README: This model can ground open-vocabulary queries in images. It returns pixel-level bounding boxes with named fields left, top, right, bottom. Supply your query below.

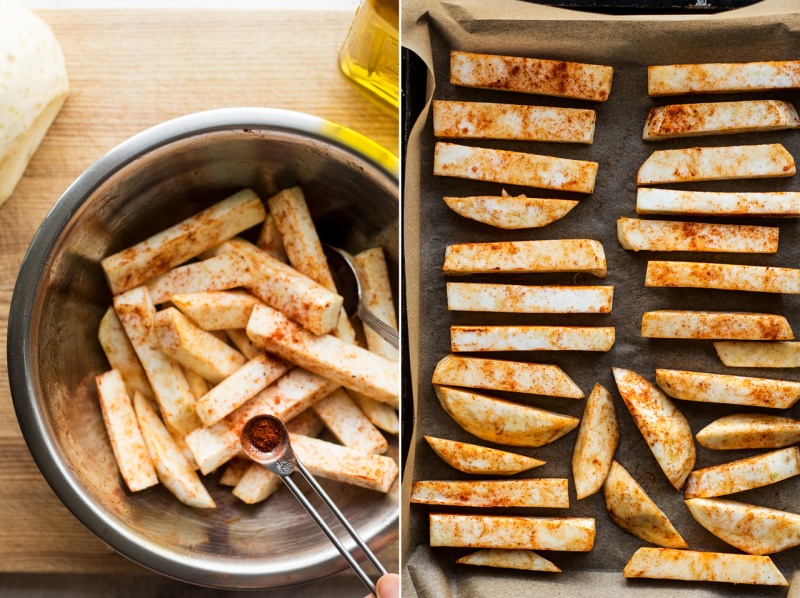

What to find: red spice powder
left=249, top=417, right=284, bottom=453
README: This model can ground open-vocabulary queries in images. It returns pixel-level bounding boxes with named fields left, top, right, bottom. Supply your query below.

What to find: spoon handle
left=358, top=304, right=399, bottom=349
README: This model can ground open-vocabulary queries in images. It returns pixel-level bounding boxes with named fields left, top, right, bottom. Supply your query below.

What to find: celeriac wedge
left=637, top=144, right=795, bottom=185
left=447, top=283, right=613, bottom=314
left=623, top=547, right=787, bottom=586
left=686, top=447, right=800, bottom=498
left=433, top=100, right=596, bottom=143
left=434, top=385, right=579, bottom=448
left=618, top=218, right=777, bottom=253
left=353, top=247, right=399, bottom=361
left=451, top=325, right=615, bottom=352
left=572, top=384, right=619, bottom=500
left=715, top=340, right=800, bottom=367
left=424, top=436, right=544, bottom=475
left=641, top=310, right=793, bottom=340
left=656, top=369, right=800, bottom=409
left=411, top=479, right=568, bottom=508
left=434, top=142, right=598, bottom=193
left=219, top=458, right=249, bottom=486
left=456, top=549, right=560, bottom=572
left=644, top=100, right=800, bottom=140
left=687, top=497, right=800, bottom=555
left=101, top=189, right=266, bottom=295
left=170, top=291, right=262, bottom=331
left=183, top=368, right=209, bottom=401
left=433, top=354, right=583, bottom=398
left=226, top=329, right=261, bottom=360
left=637, top=187, right=800, bottom=217
left=612, top=368, right=695, bottom=490
left=256, top=212, right=287, bottom=262
left=443, top=193, right=577, bottom=229
left=430, top=514, right=596, bottom=551
left=98, top=307, right=154, bottom=401
left=347, top=390, right=398, bottom=435
left=604, top=460, right=687, bottom=548
left=646, top=261, right=800, bottom=294
left=144, top=254, right=251, bottom=304
left=450, top=50, right=613, bottom=102
left=648, top=60, right=800, bottom=96
left=443, top=239, right=606, bottom=277
left=312, top=388, right=387, bottom=454
left=697, top=414, right=800, bottom=450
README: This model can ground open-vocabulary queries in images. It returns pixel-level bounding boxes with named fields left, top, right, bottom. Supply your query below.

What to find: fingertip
left=376, top=572, right=400, bottom=598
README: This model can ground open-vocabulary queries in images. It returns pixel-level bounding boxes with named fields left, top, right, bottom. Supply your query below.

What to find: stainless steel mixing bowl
left=7, top=108, right=399, bottom=589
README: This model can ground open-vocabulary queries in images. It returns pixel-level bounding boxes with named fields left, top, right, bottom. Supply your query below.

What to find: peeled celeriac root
left=430, top=514, right=596, bottom=551
left=219, top=458, right=249, bottom=486
left=256, top=212, right=288, bottom=262
left=411, top=479, right=568, bottom=508
left=434, top=142, right=598, bottom=193
left=133, top=392, right=215, bottom=508
left=433, top=354, right=583, bottom=398
left=95, top=370, right=158, bottom=492
left=623, top=547, right=787, bottom=586
left=113, top=287, right=200, bottom=435
left=457, top=549, right=559, bottom=572
left=715, top=341, right=800, bottom=367
left=618, top=218, right=778, bottom=253
left=434, top=385, right=578, bottom=448
left=443, top=193, right=577, bottom=229
left=450, top=50, right=613, bottom=102
left=612, top=368, right=695, bottom=490
left=572, top=384, right=619, bottom=500
left=637, top=187, right=800, bottom=217
left=637, top=144, right=795, bottom=185
left=646, top=261, right=800, bottom=294
left=451, top=325, right=615, bottom=352
left=643, top=100, right=800, bottom=140
left=641, top=310, right=793, bottom=340
left=144, top=254, right=251, bottom=304
left=170, top=291, right=262, bottom=331
left=348, top=391, right=398, bottom=435
left=433, top=100, right=596, bottom=143
left=655, top=369, right=800, bottom=409
left=685, top=447, right=800, bottom=499
left=312, top=388, right=387, bottom=454
left=226, top=329, right=261, bottom=360
left=604, top=460, right=687, bottom=548
left=102, top=189, right=266, bottom=295
left=443, top=239, right=606, bottom=277
left=98, top=307, right=154, bottom=400
left=447, top=283, right=613, bottom=314
left=697, top=414, right=800, bottom=450
left=648, top=60, right=800, bottom=96
left=424, top=436, right=544, bottom=475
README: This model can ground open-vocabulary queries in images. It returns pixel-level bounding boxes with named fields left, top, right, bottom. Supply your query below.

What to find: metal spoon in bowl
left=322, top=244, right=399, bottom=349
left=240, top=415, right=387, bottom=594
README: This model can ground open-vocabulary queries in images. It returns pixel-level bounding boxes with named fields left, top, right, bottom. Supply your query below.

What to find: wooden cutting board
left=0, top=9, right=397, bottom=574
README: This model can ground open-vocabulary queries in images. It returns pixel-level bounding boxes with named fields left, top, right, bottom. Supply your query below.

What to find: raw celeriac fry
left=166, top=422, right=199, bottom=471
left=715, top=341, right=800, bottom=367
left=183, top=368, right=209, bottom=401
left=133, top=392, right=215, bottom=508
left=572, top=384, right=619, bottom=500
left=697, top=413, right=800, bottom=450
left=170, top=291, right=262, bottom=331
left=411, top=479, right=568, bottom=508
left=347, top=390, right=399, bottom=435
left=98, top=307, right=154, bottom=400
left=655, top=369, right=800, bottom=409
left=604, top=460, right=688, bottom=548
left=95, top=370, right=158, bottom=492
left=623, top=547, right=787, bottom=586
left=450, top=50, right=613, bottom=102
left=194, top=352, right=289, bottom=427
left=353, top=247, right=399, bottom=361
left=154, top=308, right=247, bottom=384
left=219, top=458, right=249, bottom=486
left=643, top=100, right=800, bottom=140
left=289, top=433, right=398, bottom=493
left=256, top=212, right=288, bottom=262
left=612, top=368, right=695, bottom=490
left=618, top=218, right=778, bottom=253
left=247, top=304, right=399, bottom=407
left=443, top=239, right=606, bottom=277
left=637, top=144, right=795, bottom=185
left=637, top=187, right=800, bottom=217
left=113, top=287, right=200, bottom=435
left=144, top=254, right=251, bottom=305
left=102, top=189, right=266, bottom=295
left=447, top=283, right=613, bottom=314
left=443, top=193, right=578, bottom=229
left=226, top=329, right=261, bottom=360
left=434, top=142, right=598, bottom=194
left=424, top=436, right=544, bottom=475
left=641, top=310, right=793, bottom=340
left=312, top=388, right=387, bottom=454
left=186, top=368, right=338, bottom=474
left=430, top=514, right=596, bottom=551
left=451, top=325, right=615, bottom=352
left=434, top=385, right=579, bottom=448
left=432, top=354, right=584, bottom=398
left=433, top=100, right=596, bottom=143
left=648, top=60, right=800, bottom=96
left=456, top=549, right=560, bottom=572
left=685, top=447, right=800, bottom=498
left=646, top=261, right=800, bottom=294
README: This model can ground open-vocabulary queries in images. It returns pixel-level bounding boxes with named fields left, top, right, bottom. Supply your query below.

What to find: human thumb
left=375, top=573, right=400, bottom=598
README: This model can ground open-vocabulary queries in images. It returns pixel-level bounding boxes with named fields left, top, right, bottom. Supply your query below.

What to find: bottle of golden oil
left=339, top=0, right=399, bottom=115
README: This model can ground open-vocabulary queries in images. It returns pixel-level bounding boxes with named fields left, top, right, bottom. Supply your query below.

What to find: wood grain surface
left=0, top=9, right=397, bottom=575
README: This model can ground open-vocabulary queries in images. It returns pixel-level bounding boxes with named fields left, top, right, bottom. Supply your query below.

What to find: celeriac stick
left=451, top=325, right=615, bottom=352
left=98, top=307, right=153, bottom=400
left=145, top=254, right=251, bottom=304
left=447, top=283, right=612, bottom=313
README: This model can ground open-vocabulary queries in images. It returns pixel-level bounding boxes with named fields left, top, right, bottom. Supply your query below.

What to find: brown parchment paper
left=402, top=1, right=800, bottom=596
